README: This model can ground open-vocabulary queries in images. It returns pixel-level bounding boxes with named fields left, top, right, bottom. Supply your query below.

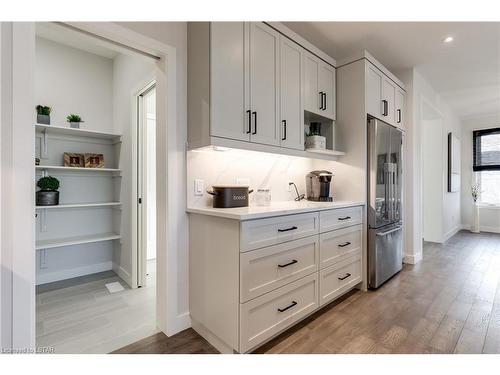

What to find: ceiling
left=285, top=22, right=500, bottom=120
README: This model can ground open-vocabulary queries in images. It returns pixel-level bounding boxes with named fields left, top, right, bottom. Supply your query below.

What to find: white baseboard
left=442, top=225, right=461, bottom=242
left=460, top=223, right=500, bottom=234
left=113, top=263, right=132, bottom=287
left=461, top=224, right=471, bottom=231
left=36, top=261, right=113, bottom=285
left=165, top=311, right=191, bottom=337
left=403, top=252, right=422, bottom=265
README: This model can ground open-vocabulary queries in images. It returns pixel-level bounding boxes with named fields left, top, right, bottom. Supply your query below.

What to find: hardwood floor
left=114, top=231, right=500, bottom=354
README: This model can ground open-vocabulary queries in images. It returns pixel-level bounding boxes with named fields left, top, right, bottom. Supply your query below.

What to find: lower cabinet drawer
left=320, top=206, right=363, bottom=232
left=239, top=273, right=319, bottom=353
left=319, top=254, right=362, bottom=307
left=240, top=236, right=319, bottom=303
left=320, top=224, right=362, bottom=269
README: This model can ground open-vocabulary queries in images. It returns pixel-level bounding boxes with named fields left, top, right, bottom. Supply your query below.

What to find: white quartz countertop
left=186, top=200, right=365, bottom=220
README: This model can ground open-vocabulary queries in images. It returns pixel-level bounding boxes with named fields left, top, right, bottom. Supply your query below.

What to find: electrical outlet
left=194, top=179, right=204, bottom=196
left=236, top=178, right=250, bottom=186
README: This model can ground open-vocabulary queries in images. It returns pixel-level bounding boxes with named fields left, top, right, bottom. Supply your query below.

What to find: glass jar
left=255, top=188, right=271, bottom=206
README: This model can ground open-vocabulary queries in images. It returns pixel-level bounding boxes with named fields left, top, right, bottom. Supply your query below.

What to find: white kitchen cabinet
left=210, top=22, right=249, bottom=142
left=365, top=60, right=405, bottom=128
left=249, top=23, right=280, bottom=146
left=279, top=36, right=304, bottom=150
left=395, top=87, right=405, bottom=130
left=382, top=76, right=396, bottom=124
left=304, top=52, right=336, bottom=120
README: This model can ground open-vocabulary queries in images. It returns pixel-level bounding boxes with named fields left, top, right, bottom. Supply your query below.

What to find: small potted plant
left=471, top=183, right=480, bottom=233
left=36, top=176, right=60, bottom=206
left=66, top=114, right=84, bottom=129
left=36, top=105, right=51, bottom=125
left=305, top=122, right=326, bottom=150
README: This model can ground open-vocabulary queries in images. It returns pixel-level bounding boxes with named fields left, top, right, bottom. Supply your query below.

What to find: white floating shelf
left=36, top=165, right=121, bottom=173
left=35, top=123, right=121, bottom=140
left=305, top=148, right=346, bottom=157
left=36, top=202, right=121, bottom=210
left=36, top=232, right=121, bottom=250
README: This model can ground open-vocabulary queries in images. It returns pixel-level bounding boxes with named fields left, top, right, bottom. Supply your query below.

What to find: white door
left=366, top=62, right=383, bottom=119
left=318, top=63, right=335, bottom=120
left=304, top=52, right=320, bottom=115
left=382, top=77, right=396, bottom=124
left=395, top=88, right=405, bottom=130
left=249, top=22, right=280, bottom=146
left=279, top=37, right=304, bottom=150
left=210, top=22, right=249, bottom=141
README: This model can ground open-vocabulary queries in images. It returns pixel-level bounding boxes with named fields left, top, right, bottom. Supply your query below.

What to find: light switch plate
left=194, top=179, right=204, bottom=196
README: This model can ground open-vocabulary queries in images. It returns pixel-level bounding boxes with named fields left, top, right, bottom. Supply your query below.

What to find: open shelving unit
left=35, top=123, right=123, bottom=285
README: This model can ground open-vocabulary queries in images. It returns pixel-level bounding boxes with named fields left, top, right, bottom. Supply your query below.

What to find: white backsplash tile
left=187, top=148, right=339, bottom=208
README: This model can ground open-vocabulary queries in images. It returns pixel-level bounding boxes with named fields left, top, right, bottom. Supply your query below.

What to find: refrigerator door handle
left=376, top=226, right=402, bottom=237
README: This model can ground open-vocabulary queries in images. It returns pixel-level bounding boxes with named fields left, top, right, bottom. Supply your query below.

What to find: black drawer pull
left=277, top=301, right=297, bottom=313
left=338, top=242, right=351, bottom=248
left=338, top=273, right=351, bottom=281
left=338, top=216, right=351, bottom=221
left=278, top=226, right=298, bottom=232
left=278, top=259, right=298, bottom=268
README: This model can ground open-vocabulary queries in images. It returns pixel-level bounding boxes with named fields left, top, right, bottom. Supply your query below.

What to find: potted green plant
left=305, top=122, right=326, bottom=150
left=36, top=105, right=51, bottom=125
left=66, top=114, right=84, bottom=129
left=36, top=176, right=60, bottom=206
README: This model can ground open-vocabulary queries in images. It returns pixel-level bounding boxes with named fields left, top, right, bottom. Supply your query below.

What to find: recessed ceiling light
left=443, top=36, right=454, bottom=43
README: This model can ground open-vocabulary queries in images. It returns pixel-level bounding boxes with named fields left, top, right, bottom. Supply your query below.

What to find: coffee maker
left=306, top=170, right=334, bottom=202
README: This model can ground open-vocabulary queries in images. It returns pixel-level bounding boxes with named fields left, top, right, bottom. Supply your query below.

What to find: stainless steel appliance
left=368, top=118, right=403, bottom=289
left=306, top=170, right=333, bottom=202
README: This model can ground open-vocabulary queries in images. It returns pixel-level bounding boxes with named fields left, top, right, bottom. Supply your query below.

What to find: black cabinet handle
left=277, top=301, right=297, bottom=313
left=338, top=216, right=351, bottom=221
left=338, top=241, right=351, bottom=248
left=278, top=259, right=298, bottom=268
left=246, top=110, right=251, bottom=134
left=338, top=273, right=351, bottom=281
left=278, top=226, right=298, bottom=232
left=382, top=100, right=388, bottom=116
left=319, top=91, right=324, bottom=110
left=282, top=120, right=287, bottom=141
left=252, top=111, right=257, bottom=135
left=397, top=109, right=402, bottom=123
left=323, top=93, right=327, bottom=110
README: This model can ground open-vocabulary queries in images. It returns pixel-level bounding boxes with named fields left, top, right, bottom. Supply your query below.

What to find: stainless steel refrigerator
left=367, top=117, right=403, bottom=289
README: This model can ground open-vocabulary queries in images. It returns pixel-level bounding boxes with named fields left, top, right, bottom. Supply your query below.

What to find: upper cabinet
left=187, top=22, right=340, bottom=159
left=304, top=52, right=336, bottom=120
left=365, top=61, right=405, bottom=130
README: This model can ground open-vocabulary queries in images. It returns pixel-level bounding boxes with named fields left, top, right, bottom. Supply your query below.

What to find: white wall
left=112, top=52, right=156, bottom=285
left=461, top=113, right=500, bottom=233
left=397, top=68, right=462, bottom=262
left=35, top=37, right=113, bottom=131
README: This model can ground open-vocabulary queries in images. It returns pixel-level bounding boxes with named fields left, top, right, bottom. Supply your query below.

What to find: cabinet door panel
left=249, top=23, right=280, bottom=146
left=319, top=63, right=336, bottom=120
left=366, top=63, right=383, bottom=119
left=382, top=77, right=396, bottom=124
left=395, top=88, right=405, bottom=130
left=210, top=22, right=249, bottom=141
left=304, top=53, right=320, bottom=114
left=280, top=37, right=304, bottom=150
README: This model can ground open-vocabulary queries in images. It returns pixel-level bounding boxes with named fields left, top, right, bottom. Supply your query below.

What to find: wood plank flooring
left=114, top=231, right=500, bottom=354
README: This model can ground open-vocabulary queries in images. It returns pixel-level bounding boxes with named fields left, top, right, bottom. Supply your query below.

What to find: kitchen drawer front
left=319, top=206, right=363, bottom=233
left=320, top=224, right=362, bottom=269
left=240, top=212, right=319, bottom=252
left=240, top=236, right=319, bottom=302
left=319, top=254, right=362, bottom=306
left=240, top=273, right=318, bottom=353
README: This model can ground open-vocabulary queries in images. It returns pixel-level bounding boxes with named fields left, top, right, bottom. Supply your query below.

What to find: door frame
left=5, top=21, right=186, bottom=350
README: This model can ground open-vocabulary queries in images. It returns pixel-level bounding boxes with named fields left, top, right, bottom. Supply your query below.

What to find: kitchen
left=185, top=22, right=404, bottom=353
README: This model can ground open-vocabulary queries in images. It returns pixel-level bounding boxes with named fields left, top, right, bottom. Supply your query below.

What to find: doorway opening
left=137, top=83, right=157, bottom=288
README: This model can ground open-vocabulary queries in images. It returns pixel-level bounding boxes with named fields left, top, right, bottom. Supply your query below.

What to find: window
left=473, top=127, right=500, bottom=205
